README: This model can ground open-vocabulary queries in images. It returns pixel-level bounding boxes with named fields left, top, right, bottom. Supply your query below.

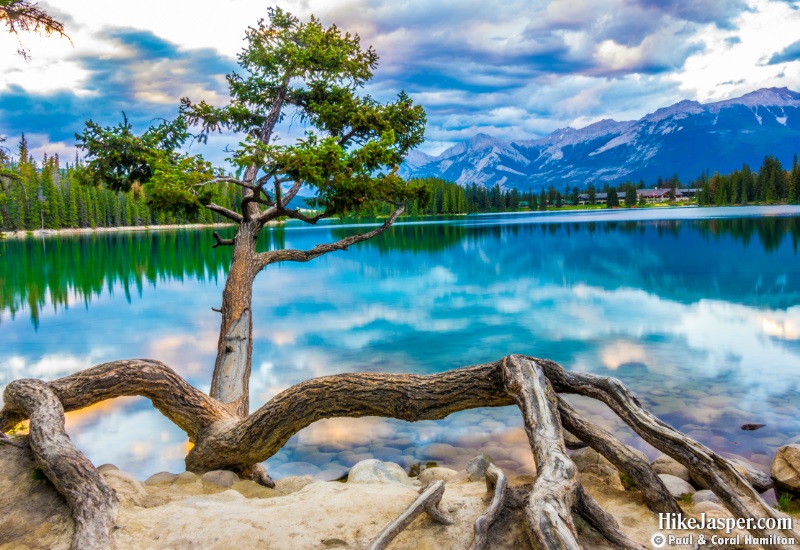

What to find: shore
left=0, top=222, right=239, bottom=240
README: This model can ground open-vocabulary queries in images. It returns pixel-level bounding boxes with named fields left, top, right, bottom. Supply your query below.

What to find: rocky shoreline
left=2, top=440, right=798, bottom=549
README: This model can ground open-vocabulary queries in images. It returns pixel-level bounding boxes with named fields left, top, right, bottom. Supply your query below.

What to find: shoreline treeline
left=0, top=136, right=242, bottom=231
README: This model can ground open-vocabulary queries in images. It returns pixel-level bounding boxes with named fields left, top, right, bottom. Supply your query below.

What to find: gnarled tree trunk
left=4, top=354, right=797, bottom=549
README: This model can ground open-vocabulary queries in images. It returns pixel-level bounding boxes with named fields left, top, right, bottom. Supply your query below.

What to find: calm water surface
left=2, top=206, right=800, bottom=482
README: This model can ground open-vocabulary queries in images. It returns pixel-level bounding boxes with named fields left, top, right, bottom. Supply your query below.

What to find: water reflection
left=1, top=207, right=799, bottom=480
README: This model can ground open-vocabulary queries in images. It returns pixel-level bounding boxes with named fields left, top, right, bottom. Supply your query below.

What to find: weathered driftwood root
left=469, top=463, right=508, bottom=550
left=0, top=359, right=233, bottom=437
left=557, top=396, right=680, bottom=515
left=501, top=355, right=643, bottom=550
left=2, top=353, right=795, bottom=549
left=368, top=480, right=453, bottom=550
left=3, top=379, right=119, bottom=550
left=536, top=356, right=800, bottom=547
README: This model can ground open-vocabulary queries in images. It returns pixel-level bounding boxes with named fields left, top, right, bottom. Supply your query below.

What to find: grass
left=774, top=493, right=800, bottom=515
left=619, top=472, right=640, bottom=491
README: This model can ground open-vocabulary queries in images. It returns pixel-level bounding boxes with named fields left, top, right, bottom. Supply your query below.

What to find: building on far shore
left=577, top=188, right=699, bottom=205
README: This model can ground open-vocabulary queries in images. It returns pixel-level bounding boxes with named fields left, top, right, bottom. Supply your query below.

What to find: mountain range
left=400, top=87, right=800, bottom=190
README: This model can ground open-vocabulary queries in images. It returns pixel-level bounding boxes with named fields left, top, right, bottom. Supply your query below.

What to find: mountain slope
left=402, top=88, right=800, bottom=189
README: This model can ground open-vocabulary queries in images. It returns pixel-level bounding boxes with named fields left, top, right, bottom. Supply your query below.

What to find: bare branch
left=368, top=481, right=452, bottom=550
left=255, top=205, right=404, bottom=269
left=469, top=464, right=508, bottom=550
left=280, top=180, right=303, bottom=207
left=556, top=396, right=680, bottom=515
left=211, top=231, right=234, bottom=249
left=205, top=203, right=244, bottom=223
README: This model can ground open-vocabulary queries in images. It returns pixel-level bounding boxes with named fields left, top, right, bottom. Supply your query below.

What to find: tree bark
left=557, top=396, right=680, bottom=515
left=3, top=379, right=118, bottom=550
left=209, top=220, right=262, bottom=417
left=537, top=357, right=800, bottom=546
left=4, top=354, right=798, bottom=549
left=368, top=480, right=452, bottom=550
left=469, top=463, right=507, bottom=550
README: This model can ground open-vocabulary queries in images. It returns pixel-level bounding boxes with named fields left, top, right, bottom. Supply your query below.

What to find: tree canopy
left=76, top=7, right=428, bottom=224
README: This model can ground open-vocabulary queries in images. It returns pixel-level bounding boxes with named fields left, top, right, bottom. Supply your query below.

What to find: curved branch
left=205, top=203, right=244, bottom=223
left=556, top=396, right=680, bottom=515
left=186, top=360, right=511, bottom=470
left=0, top=359, right=232, bottom=438
left=255, top=205, right=404, bottom=269
left=3, top=379, right=117, bottom=550
left=212, top=231, right=234, bottom=248
left=280, top=180, right=303, bottom=207
left=469, top=463, right=508, bottom=550
left=368, top=481, right=452, bottom=550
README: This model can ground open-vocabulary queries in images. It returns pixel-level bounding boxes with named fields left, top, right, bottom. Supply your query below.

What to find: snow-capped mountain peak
left=401, top=88, right=800, bottom=189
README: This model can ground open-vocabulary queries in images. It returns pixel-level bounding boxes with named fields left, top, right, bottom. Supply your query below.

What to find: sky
left=2, top=0, right=800, bottom=166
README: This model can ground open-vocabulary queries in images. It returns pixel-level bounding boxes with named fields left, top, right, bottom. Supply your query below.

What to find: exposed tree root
left=557, top=396, right=680, bottom=515
left=3, top=379, right=118, bottom=550
left=368, top=480, right=452, bottom=550
left=2, top=354, right=798, bottom=549
left=469, top=463, right=507, bottom=550
left=537, top=357, right=800, bottom=547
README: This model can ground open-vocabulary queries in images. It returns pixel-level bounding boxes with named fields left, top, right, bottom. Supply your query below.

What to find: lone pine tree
left=2, top=9, right=798, bottom=550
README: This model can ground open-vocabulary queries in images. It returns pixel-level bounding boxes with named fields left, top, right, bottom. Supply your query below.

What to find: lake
left=2, top=205, right=800, bottom=482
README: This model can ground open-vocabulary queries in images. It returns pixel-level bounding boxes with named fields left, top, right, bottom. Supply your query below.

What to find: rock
left=201, top=470, right=239, bottom=488
left=275, top=475, right=314, bottom=494
left=694, top=501, right=727, bottom=515
left=231, top=480, right=282, bottom=499
left=417, top=467, right=459, bottom=484
left=0, top=443, right=72, bottom=549
left=144, top=472, right=178, bottom=486
left=564, top=431, right=588, bottom=450
left=174, top=471, right=198, bottom=485
left=347, top=460, right=413, bottom=485
left=466, top=454, right=494, bottom=482
left=581, top=464, right=624, bottom=491
left=97, top=463, right=120, bottom=474
left=741, top=423, right=766, bottom=431
left=658, top=474, right=695, bottom=497
left=570, top=447, right=613, bottom=472
left=651, top=455, right=691, bottom=482
left=771, top=445, right=800, bottom=496
left=102, top=470, right=148, bottom=506
left=691, top=490, right=721, bottom=505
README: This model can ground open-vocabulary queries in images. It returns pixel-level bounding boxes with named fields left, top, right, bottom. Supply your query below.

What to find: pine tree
left=788, top=154, right=800, bottom=204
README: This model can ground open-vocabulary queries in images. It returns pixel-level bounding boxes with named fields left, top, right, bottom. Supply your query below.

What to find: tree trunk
left=4, top=354, right=799, bottom=549
left=209, top=220, right=262, bottom=417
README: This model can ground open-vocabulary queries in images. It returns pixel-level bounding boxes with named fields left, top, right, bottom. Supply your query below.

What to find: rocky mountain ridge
left=401, top=87, right=800, bottom=190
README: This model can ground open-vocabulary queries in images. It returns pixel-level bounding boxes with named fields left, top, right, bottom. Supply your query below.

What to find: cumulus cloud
left=1, top=0, right=798, bottom=160
left=0, top=27, right=237, bottom=164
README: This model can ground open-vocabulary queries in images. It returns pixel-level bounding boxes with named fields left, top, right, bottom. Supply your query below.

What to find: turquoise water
left=2, top=205, right=800, bottom=481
